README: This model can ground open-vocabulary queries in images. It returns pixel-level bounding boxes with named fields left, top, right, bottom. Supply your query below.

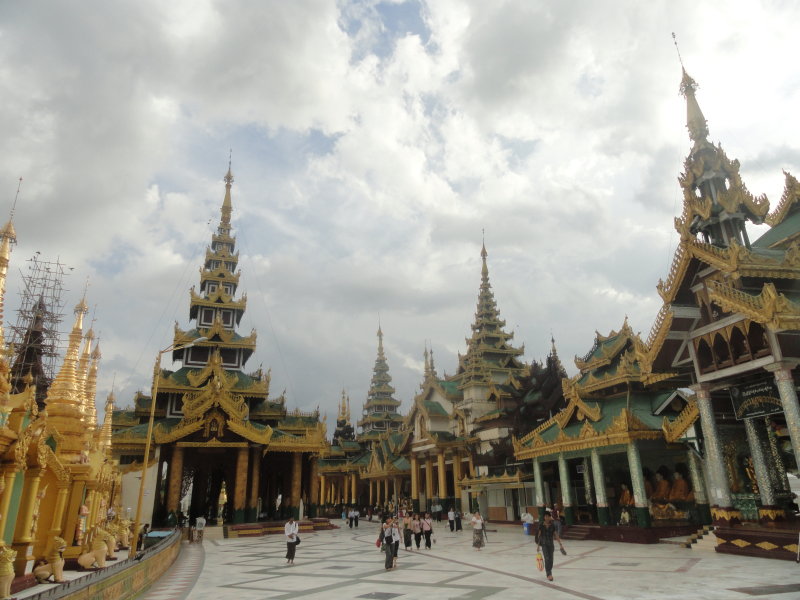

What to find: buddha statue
left=668, top=472, right=689, bottom=502
left=618, top=484, right=634, bottom=507
left=652, top=472, right=671, bottom=502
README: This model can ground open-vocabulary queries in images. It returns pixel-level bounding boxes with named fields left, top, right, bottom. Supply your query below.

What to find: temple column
left=343, top=474, right=350, bottom=505
left=590, top=449, right=609, bottom=525
left=246, top=447, right=261, bottom=522
left=437, top=450, right=447, bottom=499
left=166, top=446, right=184, bottom=513
left=319, top=474, right=327, bottom=507
left=424, top=456, right=433, bottom=510
left=744, top=418, right=779, bottom=520
left=557, top=454, right=574, bottom=525
left=532, top=458, right=545, bottom=518
left=351, top=473, right=358, bottom=506
left=768, top=363, right=800, bottom=478
left=687, top=450, right=711, bottom=525
left=13, top=467, right=42, bottom=543
left=233, top=446, right=249, bottom=523
left=0, top=467, right=18, bottom=542
left=290, top=453, right=302, bottom=519
left=626, top=442, right=651, bottom=528
left=383, top=478, right=389, bottom=505
left=410, top=455, right=419, bottom=512
left=692, top=384, right=738, bottom=524
left=468, top=454, right=475, bottom=477
left=308, top=457, right=319, bottom=517
left=12, top=467, right=42, bottom=575
left=452, top=452, right=462, bottom=511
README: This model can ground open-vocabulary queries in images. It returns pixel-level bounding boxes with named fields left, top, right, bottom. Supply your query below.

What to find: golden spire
left=339, top=388, right=346, bottom=420
left=45, top=299, right=89, bottom=460
left=679, top=68, right=709, bottom=145
left=429, top=346, right=436, bottom=377
left=0, top=179, right=19, bottom=350
left=221, top=156, right=233, bottom=229
left=346, top=394, right=351, bottom=425
left=77, top=327, right=94, bottom=423
left=423, top=345, right=430, bottom=379
left=85, top=339, right=101, bottom=431
left=97, top=390, right=114, bottom=454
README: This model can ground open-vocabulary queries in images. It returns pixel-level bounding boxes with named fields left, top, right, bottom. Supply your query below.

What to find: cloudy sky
left=1, top=1, right=798, bottom=430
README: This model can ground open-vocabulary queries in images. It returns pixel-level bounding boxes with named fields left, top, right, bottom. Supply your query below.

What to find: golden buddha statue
left=652, top=473, right=670, bottom=502
left=668, top=472, right=689, bottom=502
left=618, top=484, right=634, bottom=507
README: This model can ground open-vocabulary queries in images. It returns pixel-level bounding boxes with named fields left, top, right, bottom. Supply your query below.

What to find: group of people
left=284, top=506, right=567, bottom=583
left=377, top=511, right=437, bottom=570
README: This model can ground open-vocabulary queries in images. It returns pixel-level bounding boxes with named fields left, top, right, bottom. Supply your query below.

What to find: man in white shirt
left=285, top=517, right=299, bottom=565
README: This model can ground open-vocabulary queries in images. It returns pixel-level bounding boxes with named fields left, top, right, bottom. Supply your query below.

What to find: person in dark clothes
left=536, top=511, right=565, bottom=581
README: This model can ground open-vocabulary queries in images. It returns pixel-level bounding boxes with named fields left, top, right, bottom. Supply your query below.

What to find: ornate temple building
left=111, top=167, right=326, bottom=525
left=0, top=215, right=121, bottom=580
left=514, top=68, right=800, bottom=559
left=317, top=244, right=566, bottom=521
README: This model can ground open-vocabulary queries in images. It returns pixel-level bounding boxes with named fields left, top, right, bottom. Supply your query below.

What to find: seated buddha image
left=668, top=472, right=690, bottom=502
left=618, top=483, right=634, bottom=507
left=652, top=472, right=671, bottom=502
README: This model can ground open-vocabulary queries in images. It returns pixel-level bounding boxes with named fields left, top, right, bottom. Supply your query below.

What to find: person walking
left=411, top=513, right=422, bottom=549
left=354, top=507, right=360, bottom=528
left=402, top=513, right=413, bottom=551
left=454, top=510, right=463, bottom=532
left=447, top=508, right=455, bottom=532
left=195, top=515, right=206, bottom=543
left=285, top=516, right=299, bottom=565
left=422, top=512, right=434, bottom=549
left=536, top=510, right=565, bottom=582
left=470, top=511, right=485, bottom=551
left=381, top=516, right=401, bottom=570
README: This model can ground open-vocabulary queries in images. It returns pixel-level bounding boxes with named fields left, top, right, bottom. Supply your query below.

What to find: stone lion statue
left=33, top=536, right=67, bottom=584
left=0, top=545, right=17, bottom=600
left=77, top=533, right=108, bottom=570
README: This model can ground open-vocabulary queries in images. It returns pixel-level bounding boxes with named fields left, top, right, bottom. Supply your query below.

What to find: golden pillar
left=368, top=480, right=373, bottom=504
left=166, top=446, right=184, bottom=512
left=290, top=453, right=302, bottom=518
left=383, top=478, right=389, bottom=504
left=437, top=451, right=446, bottom=498
left=234, top=446, right=249, bottom=523
left=350, top=473, right=357, bottom=505
left=453, top=452, right=462, bottom=489
left=410, top=454, right=419, bottom=501
left=247, top=447, right=261, bottom=521
left=318, top=473, right=326, bottom=506
left=424, top=456, right=433, bottom=500
left=344, top=474, right=350, bottom=504
left=13, top=468, right=42, bottom=543
left=0, top=467, right=18, bottom=539
left=45, top=484, right=70, bottom=556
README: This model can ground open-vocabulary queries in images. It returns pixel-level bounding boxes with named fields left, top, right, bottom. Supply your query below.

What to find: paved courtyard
left=140, top=524, right=800, bottom=600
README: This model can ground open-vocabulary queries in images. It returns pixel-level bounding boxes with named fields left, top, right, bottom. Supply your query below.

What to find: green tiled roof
left=753, top=211, right=800, bottom=248
left=164, top=367, right=258, bottom=390
left=423, top=400, right=448, bottom=417
left=438, top=381, right=460, bottom=396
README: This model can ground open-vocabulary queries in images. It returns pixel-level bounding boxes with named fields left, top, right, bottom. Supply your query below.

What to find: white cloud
left=0, top=0, right=798, bottom=428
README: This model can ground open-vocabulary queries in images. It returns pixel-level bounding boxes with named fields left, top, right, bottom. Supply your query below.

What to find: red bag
left=375, top=538, right=381, bottom=548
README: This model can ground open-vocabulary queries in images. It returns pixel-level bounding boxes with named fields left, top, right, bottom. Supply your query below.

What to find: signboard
left=730, top=379, right=784, bottom=420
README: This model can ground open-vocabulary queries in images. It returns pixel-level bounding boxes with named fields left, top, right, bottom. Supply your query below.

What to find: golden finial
left=672, top=32, right=685, bottom=69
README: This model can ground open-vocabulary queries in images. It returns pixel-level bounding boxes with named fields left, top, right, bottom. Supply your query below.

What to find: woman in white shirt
left=470, top=511, right=485, bottom=551
left=285, top=517, right=299, bottom=564
left=381, top=516, right=401, bottom=570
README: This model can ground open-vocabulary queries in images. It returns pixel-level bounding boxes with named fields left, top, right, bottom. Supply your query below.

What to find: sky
left=0, top=1, right=799, bottom=432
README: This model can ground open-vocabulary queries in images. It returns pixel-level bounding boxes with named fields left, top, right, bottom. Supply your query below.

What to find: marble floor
left=140, top=524, right=800, bottom=600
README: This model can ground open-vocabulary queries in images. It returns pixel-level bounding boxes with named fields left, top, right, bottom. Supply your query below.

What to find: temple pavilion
left=111, top=167, right=326, bottom=525
left=514, top=68, right=800, bottom=560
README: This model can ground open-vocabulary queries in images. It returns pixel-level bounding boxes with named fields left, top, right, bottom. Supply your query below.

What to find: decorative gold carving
left=662, top=398, right=699, bottom=443
left=765, top=171, right=800, bottom=227
left=707, top=280, right=800, bottom=331
left=730, top=538, right=751, bottom=548
left=755, top=541, right=779, bottom=550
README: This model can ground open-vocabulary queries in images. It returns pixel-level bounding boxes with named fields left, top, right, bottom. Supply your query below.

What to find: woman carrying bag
left=381, top=516, right=401, bottom=570
left=421, top=512, right=434, bottom=549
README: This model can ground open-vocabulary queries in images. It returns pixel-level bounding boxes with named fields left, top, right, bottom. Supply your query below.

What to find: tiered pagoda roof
left=357, top=326, right=403, bottom=442
left=453, top=244, right=526, bottom=389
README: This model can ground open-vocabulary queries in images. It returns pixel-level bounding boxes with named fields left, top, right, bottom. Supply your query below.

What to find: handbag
left=536, top=552, right=544, bottom=572
left=294, top=535, right=301, bottom=546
